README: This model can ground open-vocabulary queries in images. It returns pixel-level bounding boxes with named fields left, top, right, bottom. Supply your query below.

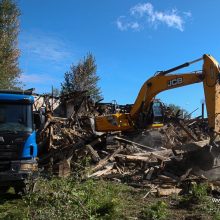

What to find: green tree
left=61, top=53, right=102, bottom=101
left=0, top=0, right=21, bottom=89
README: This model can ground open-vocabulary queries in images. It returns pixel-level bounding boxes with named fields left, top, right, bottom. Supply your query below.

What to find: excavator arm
left=202, top=55, right=220, bottom=133
left=130, top=72, right=203, bottom=118
left=95, top=54, right=220, bottom=133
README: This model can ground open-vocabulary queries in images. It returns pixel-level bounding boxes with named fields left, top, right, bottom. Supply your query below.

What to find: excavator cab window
left=152, top=101, right=164, bottom=124
left=142, top=101, right=164, bottom=127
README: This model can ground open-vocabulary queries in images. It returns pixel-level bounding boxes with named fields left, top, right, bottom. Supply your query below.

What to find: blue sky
left=18, top=0, right=220, bottom=116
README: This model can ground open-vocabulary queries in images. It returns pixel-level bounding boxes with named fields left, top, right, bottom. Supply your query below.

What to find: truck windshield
left=0, top=103, right=32, bottom=133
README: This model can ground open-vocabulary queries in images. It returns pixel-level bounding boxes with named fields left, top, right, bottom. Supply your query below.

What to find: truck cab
left=0, top=90, right=38, bottom=193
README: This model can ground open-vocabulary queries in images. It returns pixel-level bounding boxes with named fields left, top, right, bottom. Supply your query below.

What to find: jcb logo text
left=168, top=78, right=183, bottom=87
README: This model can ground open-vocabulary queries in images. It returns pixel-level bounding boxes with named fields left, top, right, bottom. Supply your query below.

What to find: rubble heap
left=33, top=92, right=220, bottom=196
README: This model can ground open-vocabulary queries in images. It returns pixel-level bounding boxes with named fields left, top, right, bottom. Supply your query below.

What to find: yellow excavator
left=95, top=54, right=220, bottom=179
left=95, top=54, right=220, bottom=136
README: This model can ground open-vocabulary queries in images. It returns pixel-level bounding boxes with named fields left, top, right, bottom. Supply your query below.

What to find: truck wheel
left=14, top=181, right=36, bottom=195
left=0, top=186, right=10, bottom=194
left=14, top=183, right=26, bottom=195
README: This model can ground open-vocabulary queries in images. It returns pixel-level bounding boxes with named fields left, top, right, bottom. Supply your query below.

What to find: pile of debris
left=33, top=92, right=220, bottom=196
left=81, top=130, right=220, bottom=197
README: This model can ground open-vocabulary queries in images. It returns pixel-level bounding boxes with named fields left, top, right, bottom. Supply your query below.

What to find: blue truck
left=0, top=90, right=38, bottom=194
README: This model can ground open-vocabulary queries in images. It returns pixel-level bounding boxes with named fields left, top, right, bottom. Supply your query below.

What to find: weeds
left=0, top=191, right=28, bottom=220
left=213, top=212, right=220, bottom=220
left=23, top=178, right=128, bottom=219
left=179, top=183, right=209, bottom=207
left=178, top=183, right=220, bottom=217
left=141, top=201, right=169, bottom=220
left=191, top=183, right=209, bottom=202
left=1, top=180, right=220, bottom=219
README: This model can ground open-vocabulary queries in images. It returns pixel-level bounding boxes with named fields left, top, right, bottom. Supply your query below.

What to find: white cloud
left=131, top=3, right=184, bottom=31
left=130, top=2, right=154, bottom=17
left=20, top=73, right=59, bottom=84
left=153, top=10, right=184, bottom=31
left=116, top=16, right=141, bottom=31
left=20, top=32, right=72, bottom=62
left=130, top=22, right=140, bottom=30
left=183, top=11, right=192, bottom=17
left=117, top=2, right=191, bottom=32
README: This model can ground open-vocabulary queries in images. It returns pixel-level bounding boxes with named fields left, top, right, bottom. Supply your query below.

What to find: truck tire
left=14, top=180, right=36, bottom=195
left=0, top=186, right=10, bottom=194
left=14, top=182, right=26, bottom=195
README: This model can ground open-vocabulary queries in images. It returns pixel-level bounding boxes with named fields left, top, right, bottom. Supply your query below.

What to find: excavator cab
left=95, top=100, right=164, bottom=132
left=151, top=100, right=164, bottom=124
left=137, top=100, right=164, bottom=129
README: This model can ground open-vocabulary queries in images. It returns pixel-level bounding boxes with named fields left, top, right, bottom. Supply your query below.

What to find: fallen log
left=90, top=146, right=124, bottom=173
left=85, top=137, right=105, bottom=162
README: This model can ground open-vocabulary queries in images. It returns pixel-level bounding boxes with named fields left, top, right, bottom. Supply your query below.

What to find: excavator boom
left=130, top=72, right=203, bottom=118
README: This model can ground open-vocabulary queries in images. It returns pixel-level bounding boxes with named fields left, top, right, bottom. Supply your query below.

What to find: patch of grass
left=213, top=212, right=220, bottom=220
left=179, top=183, right=209, bottom=207
left=0, top=192, right=28, bottom=220
left=23, top=178, right=133, bottom=219
left=0, top=178, right=148, bottom=219
left=177, top=183, right=220, bottom=218
left=141, top=201, right=169, bottom=220
left=191, top=183, right=209, bottom=202
left=1, top=179, right=219, bottom=220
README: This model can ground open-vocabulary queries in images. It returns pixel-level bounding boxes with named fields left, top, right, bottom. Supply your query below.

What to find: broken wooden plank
left=157, top=175, right=177, bottom=183
left=143, top=185, right=158, bottom=198
left=150, top=152, right=169, bottom=161
left=88, top=163, right=115, bottom=178
left=58, top=158, right=72, bottom=177
left=90, top=146, right=124, bottom=172
left=85, top=137, right=105, bottom=162
left=86, top=144, right=100, bottom=162
left=145, top=167, right=155, bottom=180
left=177, top=120, right=198, bottom=142
left=114, top=136, right=156, bottom=151
left=114, top=154, right=150, bottom=163
left=132, top=149, right=172, bottom=157
left=157, top=187, right=182, bottom=196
